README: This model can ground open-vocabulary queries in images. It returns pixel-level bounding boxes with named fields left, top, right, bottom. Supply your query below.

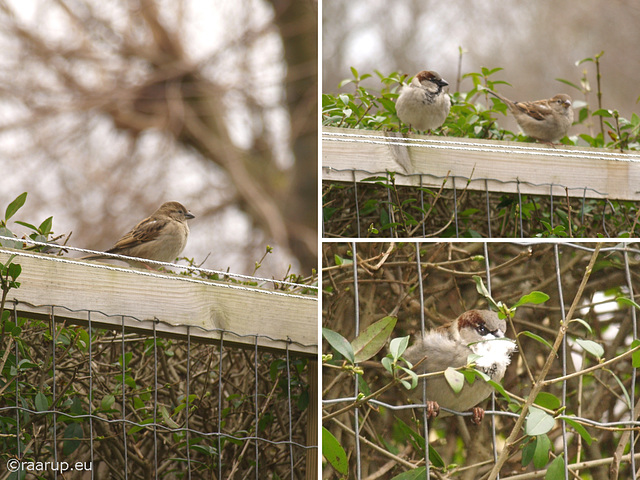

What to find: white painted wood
left=322, top=127, right=640, bottom=200
left=0, top=248, right=317, bottom=355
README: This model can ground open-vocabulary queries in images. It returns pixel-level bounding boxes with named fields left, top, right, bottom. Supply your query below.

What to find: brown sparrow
left=487, top=90, right=574, bottom=143
left=396, top=70, right=451, bottom=132
left=82, top=201, right=194, bottom=269
left=403, top=310, right=516, bottom=424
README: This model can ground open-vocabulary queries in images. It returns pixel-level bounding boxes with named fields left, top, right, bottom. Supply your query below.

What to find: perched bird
left=82, top=201, right=194, bottom=269
left=403, top=310, right=516, bottom=424
left=487, top=90, right=574, bottom=143
left=396, top=70, right=451, bottom=132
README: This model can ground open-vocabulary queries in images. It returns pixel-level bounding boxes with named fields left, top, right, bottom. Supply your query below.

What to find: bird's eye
left=476, top=324, right=489, bottom=335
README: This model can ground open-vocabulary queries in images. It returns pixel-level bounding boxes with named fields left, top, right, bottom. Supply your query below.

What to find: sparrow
left=403, top=309, right=516, bottom=424
left=487, top=90, right=574, bottom=143
left=82, top=201, right=194, bottom=269
left=395, top=70, right=451, bottom=132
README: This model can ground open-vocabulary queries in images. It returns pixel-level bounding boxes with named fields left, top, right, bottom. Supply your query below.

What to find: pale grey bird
left=396, top=70, right=451, bottom=132
left=404, top=309, right=516, bottom=424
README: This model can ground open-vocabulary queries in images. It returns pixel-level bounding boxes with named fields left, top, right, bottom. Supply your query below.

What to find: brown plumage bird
left=82, top=201, right=194, bottom=269
left=487, top=90, right=573, bottom=143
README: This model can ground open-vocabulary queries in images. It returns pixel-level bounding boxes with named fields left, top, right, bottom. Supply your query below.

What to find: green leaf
left=35, top=392, right=49, bottom=412
left=322, top=427, right=348, bottom=475
left=513, top=291, right=550, bottom=308
left=39, top=216, right=53, bottom=235
left=0, top=226, right=21, bottom=249
left=160, top=405, right=180, bottom=429
left=101, top=394, right=116, bottom=410
left=472, top=275, right=490, bottom=297
left=14, top=221, right=38, bottom=231
left=393, top=416, right=425, bottom=451
left=533, top=434, right=551, bottom=469
left=322, top=328, right=355, bottom=364
left=525, top=407, right=555, bottom=436
left=426, top=445, right=445, bottom=469
left=616, top=296, right=640, bottom=310
left=397, top=366, right=418, bottom=390
left=555, top=78, right=581, bottom=90
left=62, top=423, right=83, bottom=455
left=569, top=318, right=593, bottom=335
left=522, top=440, right=535, bottom=467
left=5, top=192, right=27, bottom=221
left=488, top=380, right=511, bottom=402
left=563, top=417, right=593, bottom=446
left=390, top=467, right=429, bottom=480
left=545, top=455, right=565, bottom=480
left=575, top=338, right=604, bottom=359
left=631, top=340, right=640, bottom=368
left=605, top=369, right=631, bottom=409
left=534, top=392, right=561, bottom=411
left=472, top=275, right=499, bottom=309
left=444, top=367, right=465, bottom=393
left=520, top=331, right=554, bottom=351
left=333, top=254, right=352, bottom=266
left=463, top=365, right=480, bottom=383
left=389, top=335, right=409, bottom=360
left=7, top=262, right=21, bottom=280
left=592, top=108, right=613, bottom=117
left=389, top=420, right=445, bottom=471
left=352, top=316, right=397, bottom=363
left=381, top=356, right=393, bottom=374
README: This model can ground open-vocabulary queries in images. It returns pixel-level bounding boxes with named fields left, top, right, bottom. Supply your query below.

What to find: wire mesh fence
left=322, top=171, right=627, bottom=238
left=322, top=129, right=640, bottom=238
left=0, top=247, right=318, bottom=479
left=322, top=241, right=640, bottom=479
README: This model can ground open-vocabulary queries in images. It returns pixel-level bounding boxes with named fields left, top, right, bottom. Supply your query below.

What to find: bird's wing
left=515, top=101, right=551, bottom=121
left=108, top=216, right=167, bottom=252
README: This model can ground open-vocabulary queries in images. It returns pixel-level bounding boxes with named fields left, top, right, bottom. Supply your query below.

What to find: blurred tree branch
left=0, top=0, right=317, bottom=273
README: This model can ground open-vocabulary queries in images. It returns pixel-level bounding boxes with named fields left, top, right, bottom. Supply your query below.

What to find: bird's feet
left=470, top=407, right=485, bottom=425
left=426, top=401, right=440, bottom=419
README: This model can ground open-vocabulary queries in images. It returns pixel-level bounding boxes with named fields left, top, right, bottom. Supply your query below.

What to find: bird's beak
left=438, top=78, right=449, bottom=87
left=185, top=211, right=195, bottom=219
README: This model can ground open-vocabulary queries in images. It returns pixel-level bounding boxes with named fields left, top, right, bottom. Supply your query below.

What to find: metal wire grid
left=1, top=302, right=315, bottom=479
left=322, top=241, right=640, bottom=479
left=322, top=169, right=616, bottom=238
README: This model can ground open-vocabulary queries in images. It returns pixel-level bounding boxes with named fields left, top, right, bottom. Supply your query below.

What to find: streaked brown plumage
left=82, top=201, right=194, bottom=269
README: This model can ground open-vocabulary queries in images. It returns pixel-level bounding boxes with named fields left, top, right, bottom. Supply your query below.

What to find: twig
left=487, top=243, right=602, bottom=480
left=498, top=452, right=640, bottom=480
left=610, top=394, right=640, bottom=479
left=540, top=344, right=640, bottom=387
left=329, top=417, right=417, bottom=470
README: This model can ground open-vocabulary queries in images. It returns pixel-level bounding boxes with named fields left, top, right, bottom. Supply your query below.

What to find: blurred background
left=323, top=0, right=640, bottom=137
left=0, top=0, right=317, bottom=277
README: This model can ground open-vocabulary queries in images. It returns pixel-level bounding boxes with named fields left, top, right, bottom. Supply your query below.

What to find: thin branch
left=487, top=243, right=602, bottom=480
